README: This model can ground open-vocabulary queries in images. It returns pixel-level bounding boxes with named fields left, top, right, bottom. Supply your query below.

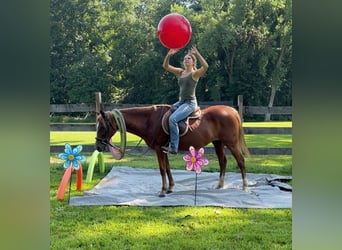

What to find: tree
left=263, top=0, right=292, bottom=120
left=50, top=0, right=115, bottom=103
left=50, top=0, right=292, bottom=122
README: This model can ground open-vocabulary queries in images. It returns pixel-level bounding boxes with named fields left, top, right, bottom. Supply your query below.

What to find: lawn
left=50, top=121, right=292, bottom=249
left=50, top=121, right=292, bottom=148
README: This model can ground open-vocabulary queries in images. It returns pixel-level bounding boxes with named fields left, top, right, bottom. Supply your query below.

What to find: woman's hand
left=168, top=49, right=179, bottom=56
left=189, top=45, right=199, bottom=56
left=189, top=45, right=208, bottom=79
left=163, top=48, right=182, bottom=75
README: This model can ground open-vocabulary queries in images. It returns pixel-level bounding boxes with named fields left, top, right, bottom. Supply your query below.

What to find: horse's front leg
left=165, top=156, right=174, bottom=193
left=156, top=149, right=172, bottom=197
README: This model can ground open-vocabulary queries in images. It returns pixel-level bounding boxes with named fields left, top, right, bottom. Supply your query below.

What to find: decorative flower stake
left=183, top=146, right=209, bottom=205
left=57, top=144, right=86, bottom=201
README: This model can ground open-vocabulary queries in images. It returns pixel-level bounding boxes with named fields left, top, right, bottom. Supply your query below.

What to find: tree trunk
left=265, top=43, right=286, bottom=121
left=223, top=46, right=236, bottom=84
left=265, top=84, right=277, bottom=121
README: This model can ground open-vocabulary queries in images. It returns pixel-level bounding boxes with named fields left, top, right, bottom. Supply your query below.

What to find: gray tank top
left=178, top=72, right=198, bottom=101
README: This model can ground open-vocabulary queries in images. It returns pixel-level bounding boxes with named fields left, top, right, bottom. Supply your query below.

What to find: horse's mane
left=151, top=104, right=171, bottom=111
left=118, top=104, right=171, bottom=112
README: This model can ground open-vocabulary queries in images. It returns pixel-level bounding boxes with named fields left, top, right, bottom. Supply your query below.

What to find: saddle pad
left=69, top=166, right=292, bottom=208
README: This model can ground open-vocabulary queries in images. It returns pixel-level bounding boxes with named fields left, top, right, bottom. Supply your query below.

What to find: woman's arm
left=190, top=46, right=208, bottom=80
left=163, top=49, right=182, bottom=75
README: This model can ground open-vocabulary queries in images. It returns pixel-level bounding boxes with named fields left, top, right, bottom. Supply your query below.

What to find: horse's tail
left=238, top=124, right=251, bottom=158
left=234, top=110, right=251, bottom=158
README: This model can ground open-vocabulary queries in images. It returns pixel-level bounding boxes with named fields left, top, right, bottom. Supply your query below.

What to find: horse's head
left=95, top=110, right=126, bottom=160
left=95, top=110, right=118, bottom=152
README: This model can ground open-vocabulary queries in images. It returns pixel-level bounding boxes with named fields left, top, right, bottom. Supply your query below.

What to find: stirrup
left=161, top=146, right=177, bottom=154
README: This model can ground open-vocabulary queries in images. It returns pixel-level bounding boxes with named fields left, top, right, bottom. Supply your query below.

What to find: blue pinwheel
left=57, top=144, right=86, bottom=200
left=58, top=144, right=86, bottom=170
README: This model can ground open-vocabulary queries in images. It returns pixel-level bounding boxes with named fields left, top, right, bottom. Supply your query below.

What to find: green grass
left=50, top=132, right=292, bottom=148
left=243, top=121, right=292, bottom=127
left=50, top=204, right=291, bottom=249
left=50, top=121, right=292, bottom=249
left=50, top=121, right=292, bottom=148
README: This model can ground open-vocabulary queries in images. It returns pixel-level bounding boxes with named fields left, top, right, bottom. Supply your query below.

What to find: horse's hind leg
left=227, top=145, right=248, bottom=190
left=213, top=141, right=227, bottom=189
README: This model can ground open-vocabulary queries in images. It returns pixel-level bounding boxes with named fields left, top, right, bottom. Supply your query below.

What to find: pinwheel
left=56, top=144, right=86, bottom=200
left=183, top=146, right=209, bottom=205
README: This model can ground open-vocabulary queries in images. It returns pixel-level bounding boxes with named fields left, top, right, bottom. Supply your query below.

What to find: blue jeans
left=169, top=99, right=197, bottom=152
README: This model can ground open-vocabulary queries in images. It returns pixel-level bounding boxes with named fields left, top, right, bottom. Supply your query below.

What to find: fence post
left=237, top=95, right=244, bottom=122
left=95, top=92, right=102, bottom=114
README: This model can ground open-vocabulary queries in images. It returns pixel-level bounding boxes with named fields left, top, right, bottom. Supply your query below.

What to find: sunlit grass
left=50, top=122, right=292, bottom=147
left=50, top=199, right=291, bottom=249
left=245, top=134, right=292, bottom=147
left=243, top=121, right=292, bottom=127
left=50, top=131, right=144, bottom=146
left=50, top=132, right=292, bottom=148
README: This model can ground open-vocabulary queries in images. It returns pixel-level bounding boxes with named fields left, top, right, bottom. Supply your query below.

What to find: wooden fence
left=50, top=93, right=292, bottom=155
left=50, top=99, right=292, bottom=121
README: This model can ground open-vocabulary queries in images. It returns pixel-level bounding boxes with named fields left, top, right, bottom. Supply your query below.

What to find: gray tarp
left=69, top=166, right=292, bottom=208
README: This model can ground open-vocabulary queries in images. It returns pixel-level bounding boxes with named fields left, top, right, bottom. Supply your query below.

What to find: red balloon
left=157, top=13, right=192, bottom=49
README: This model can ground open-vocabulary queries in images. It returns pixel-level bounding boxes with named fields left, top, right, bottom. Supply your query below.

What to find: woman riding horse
left=161, top=45, right=208, bottom=154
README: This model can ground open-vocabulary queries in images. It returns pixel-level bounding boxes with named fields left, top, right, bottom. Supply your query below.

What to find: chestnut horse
left=95, top=105, right=250, bottom=197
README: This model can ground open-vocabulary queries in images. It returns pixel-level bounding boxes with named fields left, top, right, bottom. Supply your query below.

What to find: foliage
left=50, top=0, right=292, bottom=108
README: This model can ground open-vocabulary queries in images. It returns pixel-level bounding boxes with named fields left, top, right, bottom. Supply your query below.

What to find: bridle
left=95, top=112, right=117, bottom=150
left=95, top=109, right=126, bottom=160
left=95, top=137, right=115, bottom=149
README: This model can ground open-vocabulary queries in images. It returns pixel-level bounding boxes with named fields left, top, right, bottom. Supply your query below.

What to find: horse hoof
left=243, top=179, right=249, bottom=190
left=159, top=193, right=166, bottom=197
left=167, top=190, right=173, bottom=194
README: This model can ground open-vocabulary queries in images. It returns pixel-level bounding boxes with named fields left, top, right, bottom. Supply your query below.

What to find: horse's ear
left=100, top=110, right=106, bottom=118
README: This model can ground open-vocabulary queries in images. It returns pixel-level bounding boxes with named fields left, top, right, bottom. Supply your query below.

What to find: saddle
left=161, top=106, right=201, bottom=137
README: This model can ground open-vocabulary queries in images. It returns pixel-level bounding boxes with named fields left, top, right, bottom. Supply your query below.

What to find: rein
left=96, top=106, right=168, bottom=156
left=111, top=109, right=126, bottom=159
left=148, top=105, right=169, bottom=149
left=123, top=105, right=168, bottom=155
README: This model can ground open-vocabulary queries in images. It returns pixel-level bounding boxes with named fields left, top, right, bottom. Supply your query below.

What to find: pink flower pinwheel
left=183, top=146, right=209, bottom=173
